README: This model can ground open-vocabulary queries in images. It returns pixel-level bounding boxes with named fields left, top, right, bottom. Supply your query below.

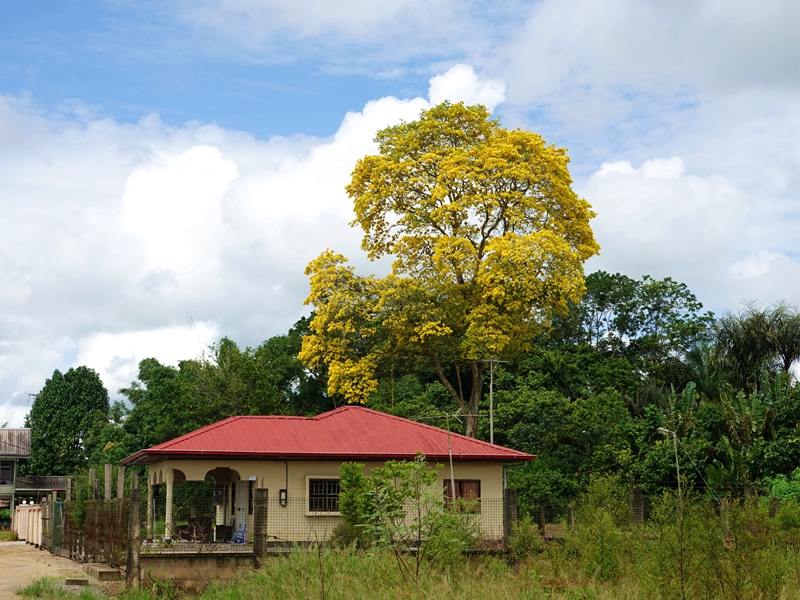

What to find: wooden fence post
left=630, top=487, right=644, bottom=524
left=503, top=488, right=518, bottom=542
left=89, top=469, right=98, bottom=500
left=769, top=497, right=780, bottom=518
left=567, top=506, right=575, bottom=531
left=126, top=488, right=141, bottom=590
left=253, top=489, right=269, bottom=561
left=537, top=504, right=546, bottom=536
left=117, top=466, right=126, bottom=500
left=105, top=464, right=113, bottom=501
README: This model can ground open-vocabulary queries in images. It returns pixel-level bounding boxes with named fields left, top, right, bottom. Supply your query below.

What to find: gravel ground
left=0, top=542, right=96, bottom=599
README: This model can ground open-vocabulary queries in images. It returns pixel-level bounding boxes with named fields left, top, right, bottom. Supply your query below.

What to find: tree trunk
left=465, top=362, right=483, bottom=438
left=428, top=352, right=483, bottom=438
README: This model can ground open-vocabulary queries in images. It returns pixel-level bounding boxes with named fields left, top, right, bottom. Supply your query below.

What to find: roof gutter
left=122, top=449, right=536, bottom=466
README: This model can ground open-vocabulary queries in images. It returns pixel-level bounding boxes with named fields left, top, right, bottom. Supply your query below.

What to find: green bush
left=568, top=476, right=630, bottom=583
left=337, top=455, right=478, bottom=583
left=0, top=529, right=18, bottom=541
left=508, top=515, right=544, bottom=559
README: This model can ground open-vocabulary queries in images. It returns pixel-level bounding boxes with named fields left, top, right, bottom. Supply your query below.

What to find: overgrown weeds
left=0, top=529, right=19, bottom=541
left=17, top=576, right=101, bottom=600
left=119, top=479, right=800, bottom=599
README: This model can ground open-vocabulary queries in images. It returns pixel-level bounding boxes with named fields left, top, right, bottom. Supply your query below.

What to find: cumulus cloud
left=428, top=64, right=506, bottom=111
left=174, top=0, right=482, bottom=67
left=728, top=252, right=800, bottom=307
left=123, top=146, right=240, bottom=271
left=0, top=67, right=507, bottom=426
left=500, top=0, right=798, bottom=106
left=76, top=322, right=220, bottom=398
left=583, top=156, right=800, bottom=310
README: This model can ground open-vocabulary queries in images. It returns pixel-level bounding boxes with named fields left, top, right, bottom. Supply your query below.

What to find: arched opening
left=205, top=467, right=240, bottom=484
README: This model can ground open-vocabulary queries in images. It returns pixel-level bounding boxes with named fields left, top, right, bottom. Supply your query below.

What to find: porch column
left=164, top=469, right=174, bottom=541
left=146, top=476, right=154, bottom=541
left=215, top=492, right=225, bottom=527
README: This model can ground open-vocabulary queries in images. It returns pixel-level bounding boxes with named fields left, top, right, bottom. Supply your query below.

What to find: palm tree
left=769, top=302, right=800, bottom=376
left=715, top=302, right=800, bottom=392
left=716, top=304, right=774, bottom=392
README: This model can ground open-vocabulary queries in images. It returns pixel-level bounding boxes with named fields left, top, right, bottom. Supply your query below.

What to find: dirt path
left=0, top=542, right=86, bottom=599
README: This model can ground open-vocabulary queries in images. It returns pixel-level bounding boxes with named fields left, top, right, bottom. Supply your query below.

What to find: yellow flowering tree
left=299, top=102, right=599, bottom=437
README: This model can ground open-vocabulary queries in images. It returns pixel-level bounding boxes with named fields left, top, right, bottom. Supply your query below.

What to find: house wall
left=147, top=459, right=505, bottom=542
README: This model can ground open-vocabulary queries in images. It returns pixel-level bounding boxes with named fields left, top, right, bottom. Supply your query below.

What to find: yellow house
left=121, top=406, right=534, bottom=544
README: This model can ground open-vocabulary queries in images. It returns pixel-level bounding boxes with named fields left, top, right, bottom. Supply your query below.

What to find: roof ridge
left=311, top=405, right=353, bottom=420
left=233, top=415, right=309, bottom=420
left=155, top=416, right=242, bottom=450
left=323, top=405, right=522, bottom=454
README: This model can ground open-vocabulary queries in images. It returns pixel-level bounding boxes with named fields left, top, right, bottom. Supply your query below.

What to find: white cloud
left=174, top=0, right=478, bottom=68
left=123, top=146, right=239, bottom=271
left=583, top=156, right=800, bottom=311
left=0, top=67, right=508, bottom=426
left=185, top=0, right=443, bottom=38
left=728, top=252, right=800, bottom=306
left=500, top=0, right=798, bottom=107
left=428, top=64, right=506, bottom=111
left=76, top=322, right=220, bottom=398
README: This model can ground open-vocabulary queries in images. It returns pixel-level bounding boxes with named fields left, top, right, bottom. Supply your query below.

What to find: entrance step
left=83, top=563, right=122, bottom=582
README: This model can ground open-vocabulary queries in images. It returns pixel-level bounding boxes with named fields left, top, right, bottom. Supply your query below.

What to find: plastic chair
left=231, top=523, right=247, bottom=544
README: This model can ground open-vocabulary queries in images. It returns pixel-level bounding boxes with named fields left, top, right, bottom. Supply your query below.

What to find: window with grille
left=308, top=478, right=341, bottom=513
left=443, top=479, right=481, bottom=512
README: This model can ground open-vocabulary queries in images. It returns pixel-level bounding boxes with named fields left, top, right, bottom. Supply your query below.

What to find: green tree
left=25, top=366, right=109, bottom=475
left=301, top=102, right=599, bottom=437
left=559, top=271, right=714, bottom=380
left=118, top=318, right=333, bottom=456
left=338, top=455, right=477, bottom=583
left=715, top=303, right=800, bottom=393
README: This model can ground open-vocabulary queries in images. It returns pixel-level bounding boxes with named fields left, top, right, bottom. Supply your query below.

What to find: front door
left=234, top=480, right=248, bottom=533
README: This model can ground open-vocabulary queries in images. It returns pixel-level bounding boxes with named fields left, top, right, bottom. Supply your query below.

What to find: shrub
left=568, top=476, right=629, bottom=583
left=0, top=529, right=18, bottom=541
left=508, top=515, right=544, bottom=559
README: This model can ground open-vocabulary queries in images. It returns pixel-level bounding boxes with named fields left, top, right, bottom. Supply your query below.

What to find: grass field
left=17, top=491, right=800, bottom=600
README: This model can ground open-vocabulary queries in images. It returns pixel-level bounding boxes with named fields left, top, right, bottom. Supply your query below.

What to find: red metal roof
left=121, top=405, right=535, bottom=465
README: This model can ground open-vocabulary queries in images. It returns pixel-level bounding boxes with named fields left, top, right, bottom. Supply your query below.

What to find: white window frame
left=305, top=475, right=341, bottom=517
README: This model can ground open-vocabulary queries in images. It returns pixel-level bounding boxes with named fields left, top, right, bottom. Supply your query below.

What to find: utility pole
left=480, top=359, right=507, bottom=445
left=658, top=427, right=681, bottom=500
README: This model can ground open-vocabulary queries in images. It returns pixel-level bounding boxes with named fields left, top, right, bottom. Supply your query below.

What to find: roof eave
left=122, top=449, right=536, bottom=466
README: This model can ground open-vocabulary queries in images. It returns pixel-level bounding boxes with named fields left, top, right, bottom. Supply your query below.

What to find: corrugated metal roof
left=122, top=406, right=535, bottom=465
left=0, top=429, right=30, bottom=458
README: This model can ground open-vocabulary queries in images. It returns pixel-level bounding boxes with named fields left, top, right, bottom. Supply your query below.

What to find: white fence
left=14, top=504, right=42, bottom=545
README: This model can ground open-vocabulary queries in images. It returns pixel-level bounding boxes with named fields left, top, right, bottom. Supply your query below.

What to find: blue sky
left=0, top=1, right=409, bottom=136
left=1, top=0, right=798, bottom=425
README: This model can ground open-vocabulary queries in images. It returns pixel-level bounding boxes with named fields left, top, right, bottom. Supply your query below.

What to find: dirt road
left=0, top=542, right=86, bottom=599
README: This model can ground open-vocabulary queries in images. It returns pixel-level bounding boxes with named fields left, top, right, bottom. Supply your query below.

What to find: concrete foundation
left=138, top=552, right=257, bottom=594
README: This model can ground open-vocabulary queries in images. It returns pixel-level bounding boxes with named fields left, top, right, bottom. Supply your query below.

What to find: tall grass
left=116, top=487, right=800, bottom=600
left=17, top=576, right=101, bottom=600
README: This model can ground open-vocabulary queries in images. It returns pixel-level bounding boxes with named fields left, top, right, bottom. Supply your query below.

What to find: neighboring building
left=122, top=405, right=535, bottom=543
left=0, top=429, right=30, bottom=529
